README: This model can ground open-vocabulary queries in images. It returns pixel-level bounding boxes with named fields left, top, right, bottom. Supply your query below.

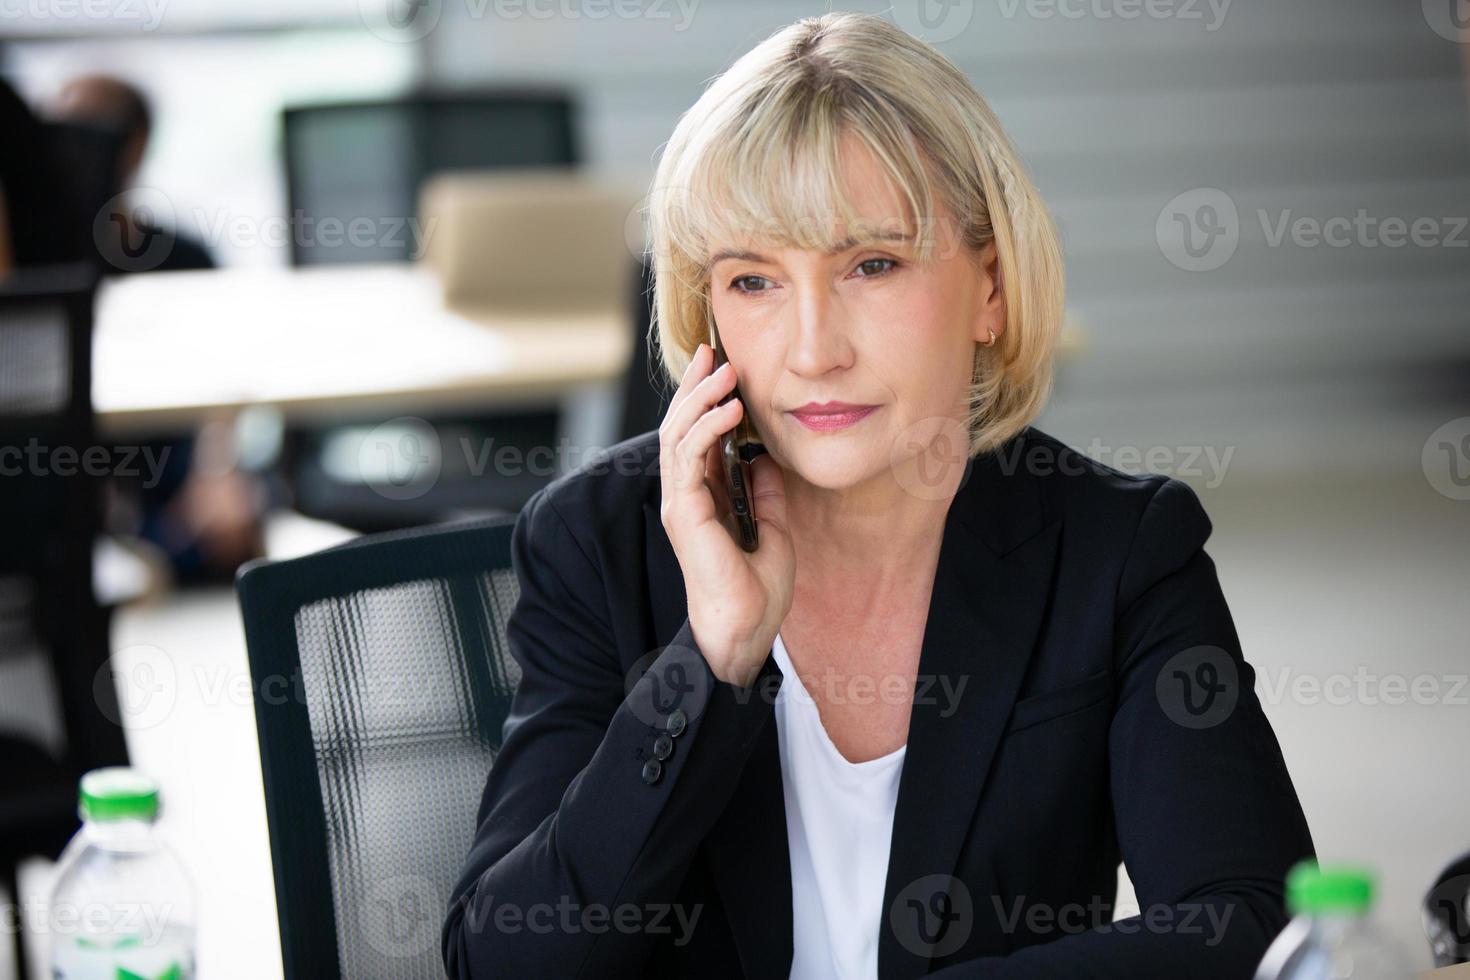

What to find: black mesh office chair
left=235, top=515, right=521, bottom=979
left=0, top=265, right=130, bottom=977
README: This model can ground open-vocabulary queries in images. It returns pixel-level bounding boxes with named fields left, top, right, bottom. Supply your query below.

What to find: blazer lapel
left=641, top=429, right=1062, bottom=980
left=877, top=436, right=1062, bottom=979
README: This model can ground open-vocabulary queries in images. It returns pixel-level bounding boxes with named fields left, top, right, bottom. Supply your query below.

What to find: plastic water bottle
left=48, top=767, right=198, bottom=980
left=1253, top=861, right=1413, bottom=979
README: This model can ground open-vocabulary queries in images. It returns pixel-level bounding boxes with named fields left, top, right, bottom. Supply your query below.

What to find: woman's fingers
left=670, top=362, right=737, bottom=447
left=661, top=349, right=740, bottom=496
left=660, top=344, right=713, bottom=501
left=665, top=342, right=713, bottom=419
left=672, top=396, right=742, bottom=495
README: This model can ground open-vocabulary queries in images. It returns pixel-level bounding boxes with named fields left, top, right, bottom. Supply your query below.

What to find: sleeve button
left=665, top=708, right=687, bottom=738
left=653, top=733, right=674, bottom=760
left=641, top=759, right=663, bottom=785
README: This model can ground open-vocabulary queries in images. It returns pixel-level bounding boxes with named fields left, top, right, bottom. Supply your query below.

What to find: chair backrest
left=235, top=515, right=522, bottom=980
left=282, top=89, right=578, bottom=267
left=43, top=120, right=127, bottom=269
left=2, top=84, right=123, bottom=268
left=0, top=264, right=126, bottom=784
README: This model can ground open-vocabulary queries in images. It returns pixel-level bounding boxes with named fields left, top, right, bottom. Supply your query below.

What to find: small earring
left=981, top=328, right=997, bottom=347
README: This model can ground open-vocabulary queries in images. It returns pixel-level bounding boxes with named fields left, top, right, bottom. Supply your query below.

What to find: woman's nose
left=785, top=287, right=853, bottom=378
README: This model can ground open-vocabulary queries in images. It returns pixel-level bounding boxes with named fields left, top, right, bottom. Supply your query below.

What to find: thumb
left=749, top=453, right=788, bottom=534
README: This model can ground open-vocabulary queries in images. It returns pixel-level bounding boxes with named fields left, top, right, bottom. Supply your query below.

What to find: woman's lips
left=788, top=404, right=879, bottom=431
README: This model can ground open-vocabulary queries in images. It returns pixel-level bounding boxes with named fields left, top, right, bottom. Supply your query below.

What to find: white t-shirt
left=772, top=632, right=907, bottom=980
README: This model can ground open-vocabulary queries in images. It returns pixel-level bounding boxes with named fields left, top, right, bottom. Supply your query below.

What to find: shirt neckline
left=772, top=632, right=908, bottom=771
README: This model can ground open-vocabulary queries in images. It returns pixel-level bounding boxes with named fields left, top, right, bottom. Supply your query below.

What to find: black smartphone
left=710, top=319, right=759, bottom=552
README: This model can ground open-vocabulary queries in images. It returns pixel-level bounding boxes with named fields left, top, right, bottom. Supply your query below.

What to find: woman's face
left=706, top=138, right=1005, bottom=495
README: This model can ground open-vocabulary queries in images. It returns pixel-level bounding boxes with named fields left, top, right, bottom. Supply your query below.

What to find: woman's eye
left=729, top=275, right=771, bottom=295
left=854, top=257, right=898, bottom=278
left=727, top=259, right=897, bottom=295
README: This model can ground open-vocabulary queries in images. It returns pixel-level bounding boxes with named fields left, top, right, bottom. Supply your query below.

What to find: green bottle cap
left=1285, top=861, right=1375, bottom=915
left=78, top=767, right=160, bottom=822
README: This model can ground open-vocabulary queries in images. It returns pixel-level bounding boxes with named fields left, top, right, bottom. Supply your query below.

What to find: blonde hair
left=643, top=11, right=1065, bottom=458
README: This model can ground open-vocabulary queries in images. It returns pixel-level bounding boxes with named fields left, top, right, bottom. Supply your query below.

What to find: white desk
left=93, top=264, right=633, bottom=436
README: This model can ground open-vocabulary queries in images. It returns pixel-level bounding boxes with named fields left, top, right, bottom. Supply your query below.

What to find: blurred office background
left=1, top=1, right=1468, bottom=977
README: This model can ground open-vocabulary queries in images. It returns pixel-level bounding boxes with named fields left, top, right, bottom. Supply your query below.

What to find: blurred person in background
left=46, top=74, right=267, bottom=588
left=47, top=74, right=266, bottom=588
left=0, top=71, right=268, bottom=587
left=48, top=73, right=214, bottom=274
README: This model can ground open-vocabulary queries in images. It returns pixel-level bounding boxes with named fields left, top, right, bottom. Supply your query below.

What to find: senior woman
left=443, top=11, right=1314, bottom=979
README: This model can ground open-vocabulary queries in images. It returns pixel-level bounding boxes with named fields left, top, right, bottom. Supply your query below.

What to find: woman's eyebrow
left=708, top=230, right=911, bottom=268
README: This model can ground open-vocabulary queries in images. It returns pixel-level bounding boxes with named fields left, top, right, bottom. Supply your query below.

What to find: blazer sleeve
left=930, top=477, right=1316, bottom=979
left=441, top=486, right=783, bottom=979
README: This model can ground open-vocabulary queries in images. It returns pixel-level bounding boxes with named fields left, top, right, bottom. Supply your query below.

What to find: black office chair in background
left=235, top=515, right=521, bottom=979
left=280, top=88, right=582, bottom=533
left=0, top=266, right=130, bottom=977
left=282, top=89, right=578, bottom=268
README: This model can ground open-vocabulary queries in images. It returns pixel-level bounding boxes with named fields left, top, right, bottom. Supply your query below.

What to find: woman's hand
left=659, top=342, right=794, bottom=688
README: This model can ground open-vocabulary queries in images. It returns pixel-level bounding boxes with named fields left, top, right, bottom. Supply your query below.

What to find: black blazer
left=442, top=425, right=1315, bottom=979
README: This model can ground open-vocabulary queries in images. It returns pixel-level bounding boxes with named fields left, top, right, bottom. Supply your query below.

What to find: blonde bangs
left=660, top=94, right=945, bottom=285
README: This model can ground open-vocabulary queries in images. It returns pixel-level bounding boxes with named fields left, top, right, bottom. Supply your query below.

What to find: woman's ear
left=973, top=239, right=1007, bottom=344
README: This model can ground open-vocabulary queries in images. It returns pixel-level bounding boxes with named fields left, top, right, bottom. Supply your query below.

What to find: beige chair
left=418, top=169, right=642, bottom=315
left=414, top=170, right=642, bottom=417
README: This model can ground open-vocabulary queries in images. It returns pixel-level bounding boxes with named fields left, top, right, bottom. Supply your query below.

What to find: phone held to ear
left=710, top=319, right=761, bottom=552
